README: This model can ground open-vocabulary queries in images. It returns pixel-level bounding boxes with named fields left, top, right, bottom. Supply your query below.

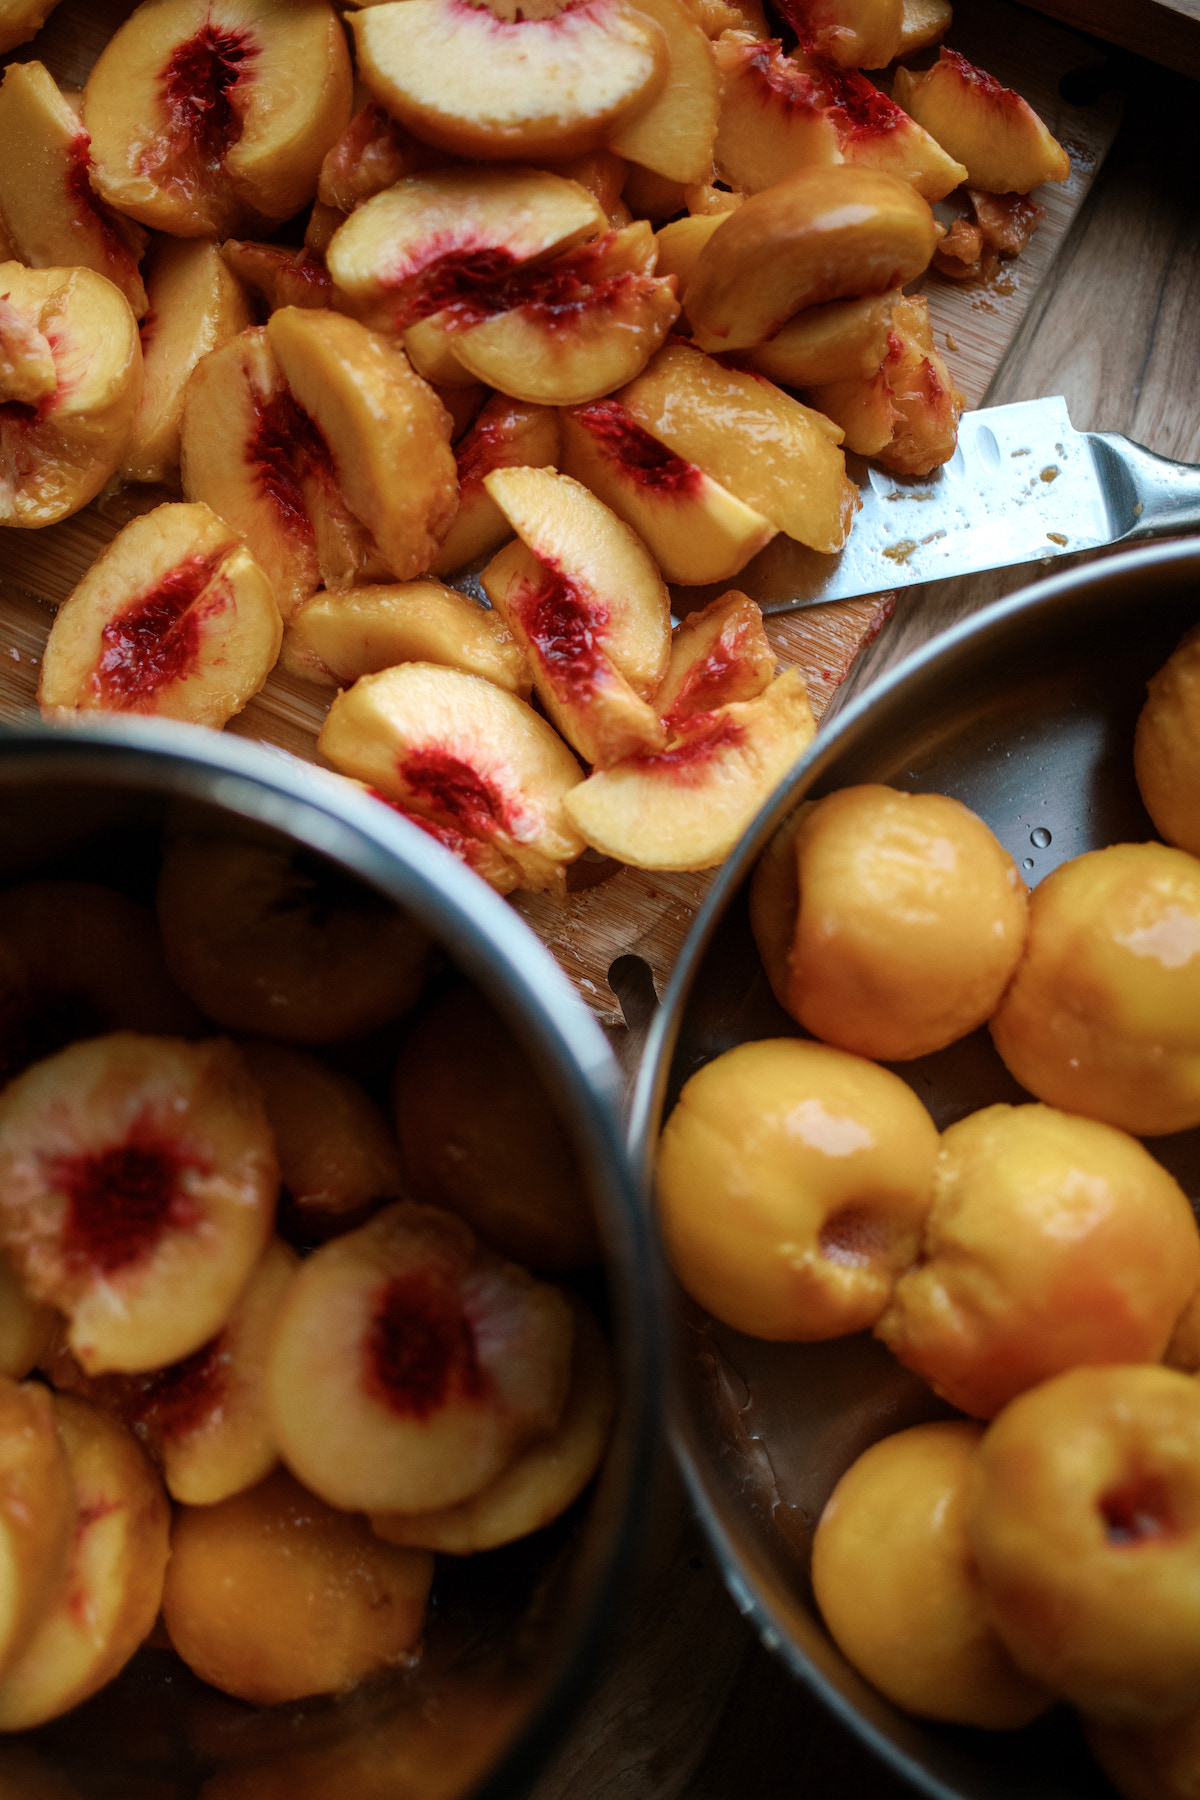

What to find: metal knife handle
left=1087, top=432, right=1200, bottom=542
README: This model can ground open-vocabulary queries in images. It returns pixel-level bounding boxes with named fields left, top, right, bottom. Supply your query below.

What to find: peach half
left=282, top=580, right=530, bottom=697
left=684, top=163, right=939, bottom=349
left=1135, top=624, right=1200, bottom=859
left=266, top=1201, right=575, bottom=1514
left=0, top=264, right=141, bottom=529
left=431, top=394, right=560, bottom=576
left=39, top=501, right=282, bottom=730
left=350, top=0, right=669, bottom=163
left=318, top=662, right=586, bottom=895
left=481, top=463, right=671, bottom=765
left=559, top=397, right=776, bottom=586
left=0, top=1033, right=277, bottom=1375
left=893, top=48, right=1071, bottom=194
left=618, top=338, right=858, bottom=554
left=607, top=0, right=719, bottom=185
left=0, top=61, right=148, bottom=318
left=564, top=668, right=816, bottom=871
left=83, top=0, right=353, bottom=238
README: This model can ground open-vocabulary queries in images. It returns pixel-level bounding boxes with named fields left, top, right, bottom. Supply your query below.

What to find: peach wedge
left=283, top=580, right=530, bottom=696
left=350, top=0, right=670, bottom=163
left=39, top=501, right=282, bottom=729
left=780, top=0, right=905, bottom=68
left=431, top=394, right=561, bottom=576
left=893, top=49, right=1071, bottom=194
left=565, top=668, right=816, bottom=869
left=748, top=289, right=901, bottom=387
left=655, top=589, right=776, bottom=729
left=0, top=1379, right=74, bottom=1685
left=607, top=0, right=719, bottom=186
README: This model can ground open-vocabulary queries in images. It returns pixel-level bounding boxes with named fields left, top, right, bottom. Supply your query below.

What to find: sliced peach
left=481, top=464, right=670, bottom=765
left=304, top=197, right=344, bottom=255
left=39, top=501, right=282, bottom=729
left=0, top=0, right=65, bottom=53
left=84, top=0, right=354, bottom=238
left=156, top=825, right=432, bottom=1043
left=318, top=662, right=586, bottom=894
left=685, top=163, right=939, bottom=349
left=266, top=1201, right=575, bottom=1513
left=564, top=667, right=815, bottom=868
left=788, top=50, right=968, bottom=201
left=0, top=1379, right=74, bottom=1685
left=0, top=1257, right=58, bottom=1380
left=608, top=0, right=719, bottom=185
left=0, top=298, right=56, bottom=407
left=162, top=1467, right=432, bottom=1705
left=219, top=240, right=332, bottom=312
left=0, top=264, right=142, bottom=529
left=559, top=396, right=776, bottom=586
left=898, top=0, right=951, bottom=52
left=690, top=0, right=770, bottom=34
left=0, top=62, right=148, bottom=318
left=531, top=148, right=628, bottom=219
left=326, top=164, right=607, bottom=338
left=779, top=0, right=904, bottom=68
left=350, top=0, right=670, bottom=163
left=892, top=49, right=1071, bottom=194
left=0, top=1395, right=170, bottom=1731
left=712, top=34, right=842, bottom=196
left=622, top=161, right=689, bottom=221
left=47, top=1237, right=297, bottom=1506
left=652, top=211, right=724, bottom=300
left=0, top=1033, right=277, bottom=1376
left=748, top=288, right=900, bottom=386
left=875, top=292, right=964, bottom=475
left=618, top=338, right=858, bottom=553
left=805, top=365, right=895, bottom=455
left=431, top=393, right=560, bottom=576
left=283, top=579, right=530, bottom=697
left=317, top=102, right=441, bottom=215
left=433, top=378, right=489, bottom=441
left=370, top=1291, right=613, bottom=1551
left=240, top=1048, right=402, bottom=1244
left=655, top=589, right=775, bottom=728
left=121, top=237, right=254, bottom=485
left=360, top=787, right=526, bottom=897
left=684, top=177, right=742, bottom=214
left=392, top=983, right=601, bottom=1271
left=400, top=312, right=477, bottom=386
left=265, top=306, right=458, bottom=583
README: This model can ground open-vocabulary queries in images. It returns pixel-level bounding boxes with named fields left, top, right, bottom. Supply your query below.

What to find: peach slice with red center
left=318, top=103, right=442, bottom=215
left=0, top=1394, right=171, bottom=1731
left=163, top=1466, right=433, bottom=1705
left=326, top=165, right=607, bottom=340
left=318, top=662, right=586, bottom=894
left=607, top=0, right=719, bottom=185
left=121, top=238, right=254, bottom=486
left=893, top=48, right=1071, bottom=194
left=0, top=0, right=65, bottom=54
left=370, top=1290, right=614, bottom=1552
left=0, top=1033, right=277, bottom=1375
left=219, top=241, right=332, bottom=313
left=350, top=0, right=670, bottom=163
left=430, top=394, right=560, bottom=576
left=564, top=666, right=816, bottom=868
left=156, top=824, right=432, bottom=1042
left=83, top=0, right=354, bottom=238
left=46, top=1236, right=298, bottom=1505
left=283, top=579, right=530, bottom=697
left=712, top=34, right=843, bottom=196
left=0, top=62, right=148, bottom=318
left=807, top=293, right=965, bottom=475
left=559, top=396, right=776, bottom=586
left=655, top=589, right=775, bottom=728
left=786, top=49, right=969, bottom=201
left=777, top=0, right=905, bottom=68
left=360, top=785, right=527, bottom=897
left=480, top=464, right=671, bottom=766
left=684, top=163, right=940, bottom=349
left=0, top=1378, right=75, bottom=1685
left=240, top=1048, right=403, bottom=1245
left=618, top=338, right=858, bottom=553
left=39, top=501, right=282, bottom=729
left=266, top=1200, right=575, bottom=1514
left=0, top=264, right=142, bottom=530
left=748, top=288, right=901, bottom=386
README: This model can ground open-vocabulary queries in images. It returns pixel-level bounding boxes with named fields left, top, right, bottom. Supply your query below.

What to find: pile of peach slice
left=5, top=0, right=1069, bottom=880
left=0, top=866, right=616, bottom=1722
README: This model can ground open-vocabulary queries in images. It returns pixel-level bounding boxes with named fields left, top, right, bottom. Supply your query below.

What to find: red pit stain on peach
left=638, top=713, right=746, bottom=781
left=744, top=43, right=822, bottom=117
left=455, top=413, right=514, bottom=492
left=160, top=24, right=257, bottom=169
left=513, top=568, right=608, bottom=703
left=402, top=748, right=514, bottom=839
left=665, top=636, right=749, bottom=726
left=394, top=243, right=518, bottom=329
left=812, top=61, right=902, bottom=140
left=55, top=1125, right=204, bottom=1276
left=132, top=1337, right=225, bottom=1439
left=364, top=1271, right=489, bottom=1420
left=250, top=389, right=330, bottom=536
left=409, top=234, right=644, bottom=334
left=93, top=553, right=227, bottom=706
left=1100, top=1477, right=1176, bottom=1547
left=818, top=1207, right=889, bottom=1268
left=65, top=133, right=140, bottom=278
left=576, top=399, right=701, bottom=496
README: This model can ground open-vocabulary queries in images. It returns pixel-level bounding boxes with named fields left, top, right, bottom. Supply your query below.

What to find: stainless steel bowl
left=630, top=537, right=1200, bottom=1800
left=0, top=717, right=666, bottom=1800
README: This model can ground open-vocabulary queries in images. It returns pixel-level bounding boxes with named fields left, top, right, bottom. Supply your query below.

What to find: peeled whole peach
left=967, top=1365, right=1200, bottom=1723
left=282, top=579, right=530, bottom=697
left=1135, top=626, right=1200, bottom=858
left=989, top=842, right=1200, bottom=1136
left=812, top=1422, right=1052, bottom=1728
left=657, top=1036, right=938, bottom=1338
left=876, top=1103, right=1200, bottom=1420
left=892, top=48, right=1070, bottom=194
left=782, top=785, right=1028, bottom=1061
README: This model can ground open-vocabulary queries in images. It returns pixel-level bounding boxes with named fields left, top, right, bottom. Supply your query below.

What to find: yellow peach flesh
left=654, top=590, right=776, bottom=726
left=892, top=49, right=1071, bottom=194
left=787, top=0, right=905, bottom=67
left=283, top=580, right=530, bottom=696
left=0, top=0, right=64, bottom=54
left=0, top=1380, right=75, bottom=1686
left=749, top=290, right=901, bottom=386
left=431, top=394, right=560, bottom=576
left=713, top=33, right=842, bottom=197
left=607, top=0, right=719, bottom=185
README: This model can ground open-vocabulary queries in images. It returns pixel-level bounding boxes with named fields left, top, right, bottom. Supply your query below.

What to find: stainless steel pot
left=630, top=537, right=1200, bottom=1800
left=0, top=716, right=666, bottom=1800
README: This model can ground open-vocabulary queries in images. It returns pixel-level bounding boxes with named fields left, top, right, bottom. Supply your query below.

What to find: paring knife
left=671, top=396, right=1200, bottom=615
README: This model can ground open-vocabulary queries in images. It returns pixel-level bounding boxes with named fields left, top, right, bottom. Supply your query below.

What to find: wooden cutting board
left=0, top=0, right=1122, bottom=1025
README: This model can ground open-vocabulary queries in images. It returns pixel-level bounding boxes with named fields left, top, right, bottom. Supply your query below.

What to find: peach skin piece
left=892, top=49, right=1071, bottom=194
left=608, top=0, right=719, bottom=186
left=684, top=162, right=940, bottom=350
left=350, top=0, right=670, bottom=163
left=281, top=579, right=531, bottom=698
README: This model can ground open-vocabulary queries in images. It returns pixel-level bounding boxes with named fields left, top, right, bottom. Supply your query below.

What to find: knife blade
left=668, top=396, right=1200, bottom=615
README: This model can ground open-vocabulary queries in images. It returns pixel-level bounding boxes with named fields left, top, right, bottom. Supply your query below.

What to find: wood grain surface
left=1021, top=0, right=1200, bottom=82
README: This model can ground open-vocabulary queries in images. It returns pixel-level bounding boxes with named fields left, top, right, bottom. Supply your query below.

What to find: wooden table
left=530, top=26, right=1200, bottom=1800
